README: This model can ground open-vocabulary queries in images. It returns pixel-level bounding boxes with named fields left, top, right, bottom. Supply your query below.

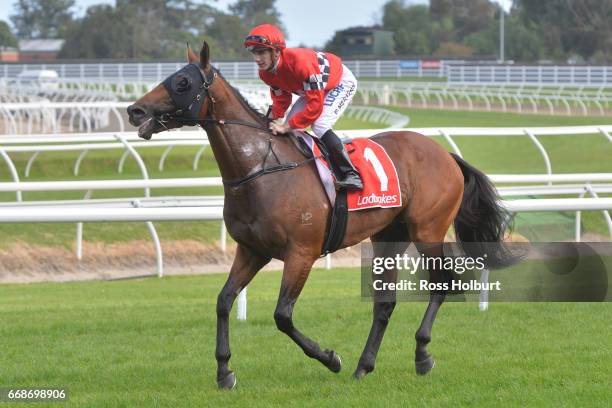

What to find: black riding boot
left=321, top=129, right=363, bottom=191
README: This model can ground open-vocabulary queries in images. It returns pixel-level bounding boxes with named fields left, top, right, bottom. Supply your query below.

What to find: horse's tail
left=451, top=153, right=516, bottom=268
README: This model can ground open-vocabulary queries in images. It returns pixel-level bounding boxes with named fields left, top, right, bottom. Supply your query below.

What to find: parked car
left=15, top=69, right=60, bottom=91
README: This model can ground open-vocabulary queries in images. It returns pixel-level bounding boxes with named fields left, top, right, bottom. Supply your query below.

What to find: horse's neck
left=205, top=80, right=294, bottom=182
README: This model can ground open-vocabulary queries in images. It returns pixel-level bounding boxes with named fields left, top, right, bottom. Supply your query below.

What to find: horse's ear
left=200, top=41, right=210, bottom=68
left=186, top=42, right=199, bottom=64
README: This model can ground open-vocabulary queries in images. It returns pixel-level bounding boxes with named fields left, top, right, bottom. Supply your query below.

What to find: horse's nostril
left=129, top=106, right=146, bottom=118
left=127, top=104, right=150, bottom=126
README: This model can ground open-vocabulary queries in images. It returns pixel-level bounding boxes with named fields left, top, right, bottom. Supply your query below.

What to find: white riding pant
left=286, top=64, right=357, bottom=138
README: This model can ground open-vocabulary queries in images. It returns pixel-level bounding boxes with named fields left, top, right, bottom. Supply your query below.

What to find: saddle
left=292, top=131, right=324, bottom=158
left=290, top=131, right=348, bottom=256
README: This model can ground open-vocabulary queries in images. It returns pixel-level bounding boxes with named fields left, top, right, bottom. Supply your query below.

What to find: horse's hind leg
left=274, top=250, right=342, bottom=373
left=216, top=244, right=270, bottom=389
left=354, top=222, right=409, bottom=380
left=411, top=226, right=453, bottom=376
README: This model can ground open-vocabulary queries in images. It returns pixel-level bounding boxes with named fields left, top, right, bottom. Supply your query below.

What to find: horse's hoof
left=353, top=367, right=370, bottom=380
left=217, top=371, right=237, bottom=390
left=325, top=350, right=342, bottom=373
left=415, top=355, right=435, bottom=375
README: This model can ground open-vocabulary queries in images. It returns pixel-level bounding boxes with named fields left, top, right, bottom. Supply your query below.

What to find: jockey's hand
left=269, top=122, right=292, bottom=135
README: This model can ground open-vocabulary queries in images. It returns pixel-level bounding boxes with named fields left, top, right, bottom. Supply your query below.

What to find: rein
left=155, top=67, right=320, bottom=187
left=195, top=119, right=320, bottom=188
left=222, top=136, right=320, bottom=188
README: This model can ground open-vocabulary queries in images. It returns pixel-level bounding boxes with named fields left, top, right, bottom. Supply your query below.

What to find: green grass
left=0, top=268, right=610, bottom=407
left=1, top=101, right=610, bottom=407
left=0, top=146, right=226, bottom=248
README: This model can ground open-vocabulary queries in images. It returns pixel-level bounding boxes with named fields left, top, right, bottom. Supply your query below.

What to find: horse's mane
left=215, top=69, right=268, bottom=124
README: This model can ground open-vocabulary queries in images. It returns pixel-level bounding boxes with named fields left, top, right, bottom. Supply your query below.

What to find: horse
left=127, top=42, right=512, bottom=389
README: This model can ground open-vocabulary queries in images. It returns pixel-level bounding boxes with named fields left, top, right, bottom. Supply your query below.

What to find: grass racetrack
left=1, top=268, right=610, bottom=407
left=1, top=108, right=611, bottom=406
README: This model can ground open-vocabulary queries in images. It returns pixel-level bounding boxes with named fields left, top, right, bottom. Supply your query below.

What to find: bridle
left=157, top=62, right=220, bottom=129
left=153, top=63, right=320, bottom=188
left=155, top=63, right=276, bottom=133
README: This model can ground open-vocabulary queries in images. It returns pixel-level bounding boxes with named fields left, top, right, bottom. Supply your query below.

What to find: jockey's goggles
left=245, top=35, right=281, bottom=51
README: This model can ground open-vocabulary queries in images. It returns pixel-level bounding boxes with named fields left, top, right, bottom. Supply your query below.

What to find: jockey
left=244, top=24, right=363, bottom=191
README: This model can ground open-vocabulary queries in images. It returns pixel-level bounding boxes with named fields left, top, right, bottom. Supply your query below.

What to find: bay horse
left=127, top=43, right=511, bottom=389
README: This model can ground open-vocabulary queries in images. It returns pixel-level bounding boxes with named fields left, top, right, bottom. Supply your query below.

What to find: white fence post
left=237, top=288, right=247, bottom=321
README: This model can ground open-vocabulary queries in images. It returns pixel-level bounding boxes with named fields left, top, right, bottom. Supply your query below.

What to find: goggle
left=244, top=35, right=272, bottom=46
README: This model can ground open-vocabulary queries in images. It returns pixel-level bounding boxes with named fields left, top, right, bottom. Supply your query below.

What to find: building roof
left=18, top=39, right=65, bottom=52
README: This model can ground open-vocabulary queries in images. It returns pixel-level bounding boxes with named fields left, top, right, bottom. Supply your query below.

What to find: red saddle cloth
left=314, top=138, right=402, bottom=211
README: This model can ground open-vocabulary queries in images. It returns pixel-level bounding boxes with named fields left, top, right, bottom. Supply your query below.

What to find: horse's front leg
left=216, top=244, right=270, bottom=389
left=274, top=252, right=342, bottom=373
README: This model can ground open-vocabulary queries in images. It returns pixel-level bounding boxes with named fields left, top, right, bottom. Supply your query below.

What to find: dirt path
left=0, top=240, right=363, bottom=284
left=1, top=233, right=607, bottom=284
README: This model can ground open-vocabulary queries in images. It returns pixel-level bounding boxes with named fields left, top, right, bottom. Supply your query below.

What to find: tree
left=514, top=0, right=612, bottom=62
left=10, top=0, right=75, bottom=38
left=377, top=0, right=547, bottom=61
left=382, top=2, right=436, bottom=56
left=453, top=0, right=496, bottom=39
left=430, top=0, right=496, bottom=40
left=114, top=0, right=169, bottom=59
left=60, top=0, right=245, bottom=60
left=464, top=26, right=497, bottom=57
left=429, top=0, right=453, bottom=20
left=61, top=1, right=171, bottom=59
left=566, top=0, right=612, bottom=61
left=228, top=0, right=285, bottom=32
left=0, top=21, right=18, bottom=48
left=165, top=0, right=215, bottom=33
left=59, top=5, right=120, bottom=59
left=504, top=15, right=544, bottom=62
left=202, top=0, right=286, bottom=60
left=205, top=13, right=249, bottom=59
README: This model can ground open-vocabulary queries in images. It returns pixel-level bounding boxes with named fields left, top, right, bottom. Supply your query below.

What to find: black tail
left=451, top=153, right=517, bottom=268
